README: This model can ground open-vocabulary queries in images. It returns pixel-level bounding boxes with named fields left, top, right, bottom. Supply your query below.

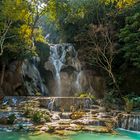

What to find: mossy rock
left=54, top=130, right=76, bottom=136
left=70, top=112, right=85, bottom=120
left=0, top=117, right=8, bottom=125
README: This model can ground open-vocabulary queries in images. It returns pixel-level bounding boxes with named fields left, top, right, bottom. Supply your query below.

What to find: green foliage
left=35, top=92, right=41, bottom=96
left=75, top=92, right=95, bottom=99
left=103, top=90, right=123, bottom=110
left=119, top=11, right=140, bottom=68
left=132, top=97, right=140, bottom=108
left=32, top=111, right=42, bottom=123
left=8, top=114, right=16, bottom=124
left=104, top=0, right=137, bottom=9
left=19, top=100, right=51, bottom=124
left=103, top=91, right=116, bottom=108
left=44, top=115, right=51, bottom=122
left=20, top=100, right=40, bottom=117
left=45, top=0, right=137, bottom=42
left=36, top=41, right=50, bottom=64
left=31, top=110, right=51, bottom=124
left=123, top=94, right=140, bottom=109
left=0, top=0, right=46, bottom=62
left=45, top=0, right=115, bottom=42
left=123, top=97, right=134, bottom=113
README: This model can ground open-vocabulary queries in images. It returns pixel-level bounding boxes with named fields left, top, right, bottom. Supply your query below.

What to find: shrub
left=123, top=97, right=133, bottom=113
left=103, top=91, right=117, bottom=110
left=19, top=100, right=51, bottom=124
left=131, top=97, right=140, bottom=108
left=32, top=111, right=42, bottom=123
left=23, top=107, right=33, bottom=118
left=31, top=110, right=51, bottom=124
left=8, top=114, right=16, bottom=124
left=44, top=115, right=51, bottom=122
left=75, top=92, right=95, bottom=99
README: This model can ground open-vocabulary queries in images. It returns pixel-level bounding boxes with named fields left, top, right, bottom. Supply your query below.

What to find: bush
left=75, top=92, right=95, bottom=99
left=103, top=91, right=117, bottom=109
left=23, top=107, right=33, bottom=118
left=32, top=111, right=42, bottom=123
left=131, top=97, right=140, bottom=108
left=19, top=100, right=51, bottom=124
left=44, top=115, right=51, bottom=122
left=123, top=97, right=133, bottom=113
left=8, top=114, right=16, bottom=124
left=31, top=110, right=51, bottom=124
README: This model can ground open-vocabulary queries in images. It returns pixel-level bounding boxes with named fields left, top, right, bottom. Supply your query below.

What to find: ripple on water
left=0, top=130, right=140, bottom=140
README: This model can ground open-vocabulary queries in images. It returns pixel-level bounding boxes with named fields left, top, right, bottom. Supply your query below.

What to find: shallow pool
left=0, top=129, right=140, bottom=140
left=71, top=129, right=140, bottom=140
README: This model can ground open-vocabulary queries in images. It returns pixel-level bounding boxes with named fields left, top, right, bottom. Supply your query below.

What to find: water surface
left=0, top=129, right=140, bottom=140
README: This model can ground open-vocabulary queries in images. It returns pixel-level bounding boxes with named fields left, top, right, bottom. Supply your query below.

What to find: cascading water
left=49, top=44, right=65, bottom=96
left=118, top=114, right=140, bottom=131
left=75, top=72, right=82, bottom=92
left=47, top=43, right=82, bottom=96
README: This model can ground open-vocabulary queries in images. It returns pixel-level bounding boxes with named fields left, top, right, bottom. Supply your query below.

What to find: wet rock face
left=44, top=43, right=105, bottom=98
left=22, top=60, right=48, bottom=96
left=0, top=59, right=49, bottom=96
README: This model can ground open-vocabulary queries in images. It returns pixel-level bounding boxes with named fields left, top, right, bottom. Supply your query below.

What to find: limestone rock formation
left=44, top=43, right=105, bottom=98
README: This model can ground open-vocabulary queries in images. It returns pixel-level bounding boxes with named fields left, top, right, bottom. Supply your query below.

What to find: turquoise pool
left=0, top=129, right=140, bottom=140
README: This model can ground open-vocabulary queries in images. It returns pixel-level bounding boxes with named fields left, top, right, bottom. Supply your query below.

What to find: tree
left=75, top=24, right=119, bottom=91
left=0, top=0, right=25, bottom=86
left=25, top=0, right=49, bottom=47
left=104, top=0, right=137, bottom=9
left=0, top=0, right=48, bottom=86
left=119, top=10, right=140, bottom=68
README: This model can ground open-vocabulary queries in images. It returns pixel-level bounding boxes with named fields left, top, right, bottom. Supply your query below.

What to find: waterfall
left=118, top=114, right=140, bottom=131
left=49, top=44, right=65, bottom=96
left=48, top=43, right=82, bottom=96
left=48, top=97, right=55, bottom=111
left=76, top=71, right=82, bottom=92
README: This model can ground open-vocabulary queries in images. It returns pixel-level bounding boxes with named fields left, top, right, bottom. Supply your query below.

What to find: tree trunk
left=0, top=63, right=6, bottom=86
left=16, top=61, right=23, bottom=73
left=109, top=70, right=121, bottom=96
